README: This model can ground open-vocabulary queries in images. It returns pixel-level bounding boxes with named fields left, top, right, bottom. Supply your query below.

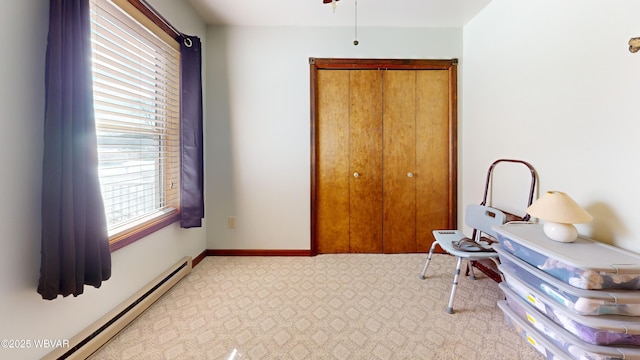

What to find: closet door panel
left=317, top=70, right=350, bottom=253
left=383, top=70, right=417, bottom=254
left=313, top=59, right=457, bottom=255
left=416, top=70, right=451, bottom=252
left=349, top=71, right=384, bottom=253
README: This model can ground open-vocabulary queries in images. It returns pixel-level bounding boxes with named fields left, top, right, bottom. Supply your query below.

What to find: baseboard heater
left=43, top=256, right=192, bottom=360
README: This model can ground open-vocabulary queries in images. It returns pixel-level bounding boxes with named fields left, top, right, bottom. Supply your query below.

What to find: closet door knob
left=353, top=172, right=360, bottom=178
left=407, top=172, right=414, bottom=178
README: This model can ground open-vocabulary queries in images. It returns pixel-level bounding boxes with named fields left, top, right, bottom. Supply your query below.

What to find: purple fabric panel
left=179, top=36, right=204, bottom=228
left=39, top=0, right=111, bottom=300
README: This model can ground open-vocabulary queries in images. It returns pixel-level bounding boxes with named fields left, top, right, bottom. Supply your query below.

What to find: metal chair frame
left=419, top=159, right=537, bottom=314
left=419, top=204, right=506, bottom=314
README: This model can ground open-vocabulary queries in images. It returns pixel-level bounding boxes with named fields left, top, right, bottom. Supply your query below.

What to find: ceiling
left=185, top=0, right=492, bottom=28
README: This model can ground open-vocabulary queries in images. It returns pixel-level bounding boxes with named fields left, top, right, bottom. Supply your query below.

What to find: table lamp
left=526, top=191, right=593, bottom=243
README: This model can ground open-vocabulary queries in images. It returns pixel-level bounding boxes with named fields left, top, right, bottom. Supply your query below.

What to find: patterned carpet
left=90, top=254, right=541, bottom=359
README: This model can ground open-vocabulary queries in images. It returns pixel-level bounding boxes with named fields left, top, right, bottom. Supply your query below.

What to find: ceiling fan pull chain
left=353, top=0, right=359, bottom=45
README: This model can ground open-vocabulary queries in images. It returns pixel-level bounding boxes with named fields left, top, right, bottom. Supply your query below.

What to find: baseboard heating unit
left=43, top=256, right=192, bottom=360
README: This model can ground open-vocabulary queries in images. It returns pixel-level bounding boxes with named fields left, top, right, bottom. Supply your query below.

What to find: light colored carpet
left=90, top=254, right=541, bottom=359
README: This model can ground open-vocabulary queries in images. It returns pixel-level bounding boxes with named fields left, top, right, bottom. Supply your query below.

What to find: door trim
left=310, top=58, right=458, bottom=255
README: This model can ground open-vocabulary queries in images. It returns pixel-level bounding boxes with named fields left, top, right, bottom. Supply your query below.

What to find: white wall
left=462, top=0, right=640, bottom=252
left=10, top=0, right=640, bottom=356
left=205, top=26, right=463, bottom=250
left=0, top=1, right=207, bottom=359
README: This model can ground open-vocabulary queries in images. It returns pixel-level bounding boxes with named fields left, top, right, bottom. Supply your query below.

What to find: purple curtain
left=39, top=0, right=111, bottom=300
left=179, top=35, right=204, bottom=228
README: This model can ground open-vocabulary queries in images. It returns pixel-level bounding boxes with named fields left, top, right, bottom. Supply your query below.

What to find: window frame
left=90, top=0, right=183, bottom=252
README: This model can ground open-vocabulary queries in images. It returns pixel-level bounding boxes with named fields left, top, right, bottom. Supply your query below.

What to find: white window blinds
left=89, top=0, right=181, bottom=236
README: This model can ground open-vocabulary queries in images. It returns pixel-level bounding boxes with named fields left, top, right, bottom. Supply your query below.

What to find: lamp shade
left=527, top=191, right=592, bottom=243
left=526, top=191, right=593, bottom=224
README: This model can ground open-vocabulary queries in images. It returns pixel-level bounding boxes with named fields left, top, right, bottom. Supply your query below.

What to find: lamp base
left=543, top=222, right=578, bottom=243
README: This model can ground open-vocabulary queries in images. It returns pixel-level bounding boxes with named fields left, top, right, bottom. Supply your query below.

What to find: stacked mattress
left=493, top=224, right=640, bottom=360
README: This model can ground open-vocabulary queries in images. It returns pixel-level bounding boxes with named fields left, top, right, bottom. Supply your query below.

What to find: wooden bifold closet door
left=310, top=58, right=458, bottom=254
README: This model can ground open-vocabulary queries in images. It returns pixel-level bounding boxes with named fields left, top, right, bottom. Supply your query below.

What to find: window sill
left=109, top=210, right=180, bottom=252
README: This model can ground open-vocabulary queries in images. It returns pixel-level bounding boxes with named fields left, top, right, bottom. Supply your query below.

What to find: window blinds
left=89, top=0, right=181, bottom=235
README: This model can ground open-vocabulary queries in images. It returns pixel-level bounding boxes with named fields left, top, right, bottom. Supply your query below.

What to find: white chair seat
left=431, top=230, right=500, bottom=261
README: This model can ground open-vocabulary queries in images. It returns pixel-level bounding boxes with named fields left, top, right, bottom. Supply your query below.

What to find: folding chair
left=419, top=204, right=506, bottom=314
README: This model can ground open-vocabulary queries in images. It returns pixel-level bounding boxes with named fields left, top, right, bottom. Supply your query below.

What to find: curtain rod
left=130, top=0, right=183, bottom=40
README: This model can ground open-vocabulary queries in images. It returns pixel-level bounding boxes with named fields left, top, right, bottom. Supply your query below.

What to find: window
left=89, top=0, right=181, bottom=248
